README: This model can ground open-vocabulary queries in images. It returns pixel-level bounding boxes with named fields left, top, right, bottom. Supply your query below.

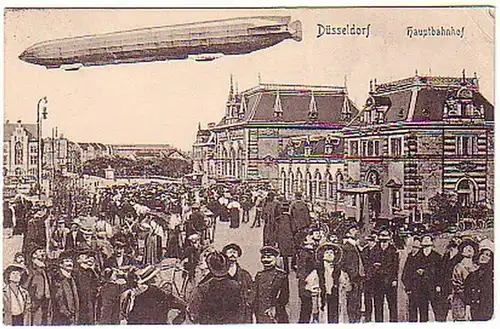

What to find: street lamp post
left=37, top=96, right=48, bottom=196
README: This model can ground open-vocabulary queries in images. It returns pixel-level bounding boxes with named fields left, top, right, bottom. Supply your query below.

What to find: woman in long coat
left=464, top=244, right=494, bottom=321
left=261, top=192, right=281, bottom=246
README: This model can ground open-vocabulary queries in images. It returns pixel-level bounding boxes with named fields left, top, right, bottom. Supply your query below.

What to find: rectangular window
left=390, top=137, right=403, bottom=156
left=374, top=141, right=380, bottom=156
left=30, top=155, right=38, bottom=165
left=456, top=136, right=475, bottom=155
left=392, top=189, right=401, bottom=209
left=362, top=141, right=368, bottom=156
left=367, top=141, right=374, bottom=156
left=350, top=141, right=359, bottom=156
left=30, top=145, right=38, bottom=153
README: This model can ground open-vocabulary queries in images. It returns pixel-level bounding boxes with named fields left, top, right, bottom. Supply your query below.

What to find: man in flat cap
left=361, top=232, right=378, bottom=322
left=402, top=235, right=422, bottom=322
left=254, top=246, right=289, bottom=323
left=340, top=222, right=365, bottom=323
left=51, top=251, right=80, bottom=325
left=24, top=246, right=52, bottom=325
left=222, top=243, right=255, bottom=323
left=409, top=234, right=443, bottom=322
left=74, top=250, right=100, bottom=324
left=371, top=230, right=399, bottom=322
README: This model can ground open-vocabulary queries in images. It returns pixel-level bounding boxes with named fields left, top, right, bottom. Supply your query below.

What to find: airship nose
left=19, top=48, right=37, bottom=63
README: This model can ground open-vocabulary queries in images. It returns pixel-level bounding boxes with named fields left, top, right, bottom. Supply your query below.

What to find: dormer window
left=304, top=145, right=312, bottom=156
left=325, top=144, right=333, bottom=155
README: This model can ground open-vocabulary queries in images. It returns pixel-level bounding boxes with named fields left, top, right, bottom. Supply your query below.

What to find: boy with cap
left=371, top=230, right=399, bottom=322
left=254, top=246, right=289, bottom=323
left=316, top=242, right=343, bottom=323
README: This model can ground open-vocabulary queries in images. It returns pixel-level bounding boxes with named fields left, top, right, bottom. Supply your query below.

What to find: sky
left=4, top=7, right=494, bottom=151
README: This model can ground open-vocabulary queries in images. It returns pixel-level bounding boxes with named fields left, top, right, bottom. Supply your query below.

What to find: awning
left=339, top=187, right=381, bottom=194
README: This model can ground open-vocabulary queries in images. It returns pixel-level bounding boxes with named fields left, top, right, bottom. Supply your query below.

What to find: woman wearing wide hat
left=464, top=239, right=494, bottom=321
left=451, top=238, right=479, bottom=320
left=3, top=264, right=31, bottom=325
left=316, top=242, right=343, bottom=323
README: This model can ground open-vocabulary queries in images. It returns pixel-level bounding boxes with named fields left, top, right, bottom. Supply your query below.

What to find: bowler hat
left=58, top=251, right=74, bottom=262
left=316, top=243, right=343, bottom=264
left=260, top=246, right=280, bottom=257
left=206, top=252, right=230, bottom=277
left=222, top=243, right=243, bottom=257
left=343, top=222, right=359, bottom=236
left=421, top=234, right=434, bottom=247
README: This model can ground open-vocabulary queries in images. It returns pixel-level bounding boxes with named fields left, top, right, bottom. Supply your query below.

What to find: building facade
left=193, top=78, right=358, bottom=186
left=342, top=73, right=494, bottom=223
left=3, top=120, right=39, bottom=178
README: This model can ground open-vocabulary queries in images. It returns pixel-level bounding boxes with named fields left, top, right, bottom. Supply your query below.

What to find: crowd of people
left=2, top=181, right=495, bottom=324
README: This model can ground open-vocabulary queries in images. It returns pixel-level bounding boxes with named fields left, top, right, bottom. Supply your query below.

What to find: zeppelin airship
left=19, top=16, right=302, bottom=70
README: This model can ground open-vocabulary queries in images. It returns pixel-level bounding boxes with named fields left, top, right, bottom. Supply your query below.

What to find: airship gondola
left=19, top=16, right=302, bottom=70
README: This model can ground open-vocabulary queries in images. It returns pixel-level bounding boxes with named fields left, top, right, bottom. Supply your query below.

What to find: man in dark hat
left=434, top=234, right=462, bottom=321
left=222, top=243, right=255, bottom=323
left=185, top=203, right=207, bottom=238
left=24, top=246, right=52, bottom=325
left=254, top=246, right=289, bottom=323
left=402, top=235, right=422, bottom=322
left=296, top=230, right=318, bottom=323
left=340, top=222, right=365, bottom=323
left=408, top=234, right=443, bottom=322
left=289, top=190, right=311, bottom=237
left=4, top=264, right=31, bottom=325
left=103, top=236, right=134, bottom=270
left=188, top=252, right=243, bottom=324
left=51, top=251, right=80, bottom=325
left=64, top=218, right=84, bottom=252
left=361, top=232, right=378, bottom=322
left=128, top=265, right=187, bottom=324
left=74, top=250, right=100, bottom=325
left=371, top=230, right=399, bottom=322
left=261, top=191, right=281, bottom=246
left=316, top=242, right=343, bottom=323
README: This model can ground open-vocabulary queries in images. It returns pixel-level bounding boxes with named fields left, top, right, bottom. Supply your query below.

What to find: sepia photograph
left=2, top=5, right=495, bottom=325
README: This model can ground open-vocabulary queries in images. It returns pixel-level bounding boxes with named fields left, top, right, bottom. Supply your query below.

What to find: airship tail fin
left=290, top=20, right=302, bottom=42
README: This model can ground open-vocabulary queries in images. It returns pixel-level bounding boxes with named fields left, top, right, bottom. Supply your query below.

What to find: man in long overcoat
left=50, top=251, right=80, bottom=325
left=222, top=243, right=255, bottom=323
left=261, top=191, right=281, bottom=246
left=24, top=247, right=52, bottom=325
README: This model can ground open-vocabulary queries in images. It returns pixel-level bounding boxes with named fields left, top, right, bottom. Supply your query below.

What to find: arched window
left=289, top=171, right=295, bottom=197
left=326, top=171, right=334, bottom=199
left=222, top=148, right=228, bottom=176
left=336, top=172, right=344, bottom=201
left=315, top=170, right=323, bottom=198
left=296, top=169, right=303, bottom=193
left=280, top=170, right=287, bottom=196
left=15, top=142, right=23, bottom=165
left=231, top=148, right=236, bottom=177
left=366, top=170, right=381, bottom=186
left=456, top=178, right=477, bottom=207
left=306, top=171, right=312, bottom=200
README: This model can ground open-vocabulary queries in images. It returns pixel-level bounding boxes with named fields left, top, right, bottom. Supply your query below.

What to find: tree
left=428, top=191, right=460, bottom=225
